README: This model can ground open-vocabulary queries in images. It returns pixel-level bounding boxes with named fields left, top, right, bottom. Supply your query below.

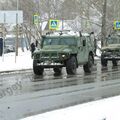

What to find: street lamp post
left=16, top=0, right=19, bottom=56
left=15, top=0, right=19, bottom=60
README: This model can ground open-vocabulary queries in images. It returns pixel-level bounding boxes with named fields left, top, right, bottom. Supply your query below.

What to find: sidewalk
left=21, top=95, right=120, bottom=120
left=0, top=49, right=33, bottom=72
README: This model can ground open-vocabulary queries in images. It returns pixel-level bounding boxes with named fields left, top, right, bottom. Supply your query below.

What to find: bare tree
left=101, top=0, right=107, bottom=47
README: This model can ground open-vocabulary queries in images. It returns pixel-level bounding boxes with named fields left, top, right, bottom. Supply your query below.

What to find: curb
left=0, top=68, right=32, bottom=74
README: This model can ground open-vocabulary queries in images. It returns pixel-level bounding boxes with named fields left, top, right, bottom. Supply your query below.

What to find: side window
left=86, top=36, right=90, bottom=42
left=86, top=36, right=92, bottom=46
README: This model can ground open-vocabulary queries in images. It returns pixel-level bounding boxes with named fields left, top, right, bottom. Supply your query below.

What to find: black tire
left=101, top=55, right=107, bottom=67
left=112, top=60, right=117, bottom=66
left=66, top=56, right=77, bottom=75
left=83, top=54, right=94, bottom=73
left=33, top=60, right=44, bottom=75
left=53, top=68, right=62, bottom=74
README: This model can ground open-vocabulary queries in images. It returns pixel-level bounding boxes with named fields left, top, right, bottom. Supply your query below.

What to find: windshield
left=43, top=37, right=77, bottom=46
left=107, top=35, right=120, bottom=44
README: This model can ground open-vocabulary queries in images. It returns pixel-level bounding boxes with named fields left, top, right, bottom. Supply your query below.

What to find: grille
left=34, top=54, right=40, bottom=59
left=41, top=52, right=59, bottom=60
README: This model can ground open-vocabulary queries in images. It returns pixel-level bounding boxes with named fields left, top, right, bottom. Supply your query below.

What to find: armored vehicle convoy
left=33, top=31, right=94, bottom=75
left=101, top=33, right=120, bottom=66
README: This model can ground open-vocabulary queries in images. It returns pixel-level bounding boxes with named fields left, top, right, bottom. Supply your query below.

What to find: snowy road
left=1, top=60, right=120, bottom=120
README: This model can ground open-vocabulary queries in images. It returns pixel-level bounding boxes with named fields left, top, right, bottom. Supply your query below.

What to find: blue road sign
left=49, top=19, right=59, bottom=30
left=114, top=21, right=120, bottom=30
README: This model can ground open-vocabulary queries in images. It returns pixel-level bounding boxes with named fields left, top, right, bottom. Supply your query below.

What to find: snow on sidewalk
left=0, top=49, right=33, bottom=72
left=21, top=95, right=120, bottom=120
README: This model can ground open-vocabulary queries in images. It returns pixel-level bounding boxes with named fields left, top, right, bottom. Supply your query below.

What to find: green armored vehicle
left=33, top=31, right=95, bottom=75
left=101, top=33, right=120, bottom=66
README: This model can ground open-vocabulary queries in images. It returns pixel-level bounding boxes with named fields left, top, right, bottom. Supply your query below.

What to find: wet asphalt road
left=0, top=60, right=120, bottom=95
left=1, top=60, right=120, bottom=120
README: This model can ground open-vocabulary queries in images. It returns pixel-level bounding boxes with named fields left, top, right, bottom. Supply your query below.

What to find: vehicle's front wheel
left=83, top=54, right=94, bottom=73
left=53, top=68, right=62, bottom=74
left=101, top=55, right=107, bottom=67
left=33, top=60, right=44, bottom=75
left=66, top=56, right=77, bottom=75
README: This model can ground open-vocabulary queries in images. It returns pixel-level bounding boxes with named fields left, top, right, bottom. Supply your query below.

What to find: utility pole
left=15, top=0, right=19, bottom=57
left=47, top=0, right=50, bottom=19
left=101, top=0, right=107, bottom=47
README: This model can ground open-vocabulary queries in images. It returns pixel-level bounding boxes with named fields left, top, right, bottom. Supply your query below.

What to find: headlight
left=59, top=53, right=69, bottom=60
left=62, top=54, right=66, bottom=58
left=102, top=51, right=106, bottom=53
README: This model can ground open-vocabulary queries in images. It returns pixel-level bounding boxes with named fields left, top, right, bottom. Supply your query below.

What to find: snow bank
left=0, top=49, right=33, bottom=72
left=21, top=95, right=120, bottom=120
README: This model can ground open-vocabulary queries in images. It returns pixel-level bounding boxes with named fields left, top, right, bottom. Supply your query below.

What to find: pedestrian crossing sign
left=49, top=19, right=59, bottom=30
left=114, top=21, right=120, bottom=30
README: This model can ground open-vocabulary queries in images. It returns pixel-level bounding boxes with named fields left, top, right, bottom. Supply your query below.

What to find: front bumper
left=37, top=62, right=64, bottom=68
left=103, top=56, right=120, bottom=60
left=102, top=54, right=120, bottom=60
left=34, top=52, right=70, bottom=68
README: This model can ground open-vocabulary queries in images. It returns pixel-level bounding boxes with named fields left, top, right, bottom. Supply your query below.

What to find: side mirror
left=83, top=40, right=86, bottom=46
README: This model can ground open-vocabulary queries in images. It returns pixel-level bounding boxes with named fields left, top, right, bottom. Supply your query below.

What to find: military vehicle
left=101, top=33, right=120, bottom=66
left=33, top=31, right=95, bottom=75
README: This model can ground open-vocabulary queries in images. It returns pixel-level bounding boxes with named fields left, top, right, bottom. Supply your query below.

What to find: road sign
left=0, top=11, right=23, bottom=24
left=33, top=14, right=39, bottom=25
left=114, top=21, right=120, bottom=30
left=49, top=19, right=59, bottom=30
